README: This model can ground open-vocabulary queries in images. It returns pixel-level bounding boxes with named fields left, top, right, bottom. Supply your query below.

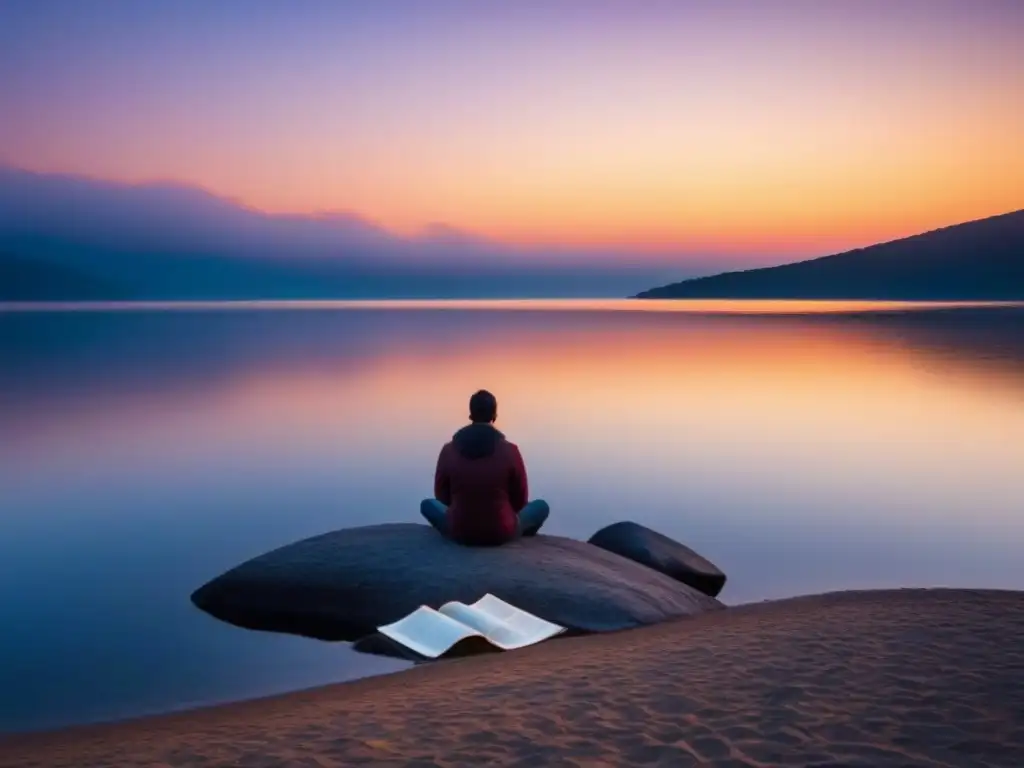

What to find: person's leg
left=517, top=499, right=550, bottom=537
left=419, top=498, right=449, bottom=537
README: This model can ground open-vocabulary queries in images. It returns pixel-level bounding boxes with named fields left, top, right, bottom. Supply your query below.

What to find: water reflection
left=1, top=301, right=1022, bottom=733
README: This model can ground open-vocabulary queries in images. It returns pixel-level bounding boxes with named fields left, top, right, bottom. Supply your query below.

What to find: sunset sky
left=2, top=0, right=1022, bottom=262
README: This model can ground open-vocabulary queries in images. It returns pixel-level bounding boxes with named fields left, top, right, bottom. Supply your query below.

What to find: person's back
left=421, top=390, right=549, bottom=546
left=437, top=421, right=524, bottom=545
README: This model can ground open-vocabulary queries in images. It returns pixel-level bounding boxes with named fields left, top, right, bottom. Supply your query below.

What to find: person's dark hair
left=468, top=389, right=498, bottom=423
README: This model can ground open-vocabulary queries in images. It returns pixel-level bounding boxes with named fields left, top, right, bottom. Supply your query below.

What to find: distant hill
left=0, top=253, right=122, bottom=301
left=635, top=210, right=1024, bottom=300
left=0, top=167, right=684, bottom=301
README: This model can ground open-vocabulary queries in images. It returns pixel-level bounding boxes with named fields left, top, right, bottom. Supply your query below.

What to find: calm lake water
left=2, top=299, right=1023, bottom=733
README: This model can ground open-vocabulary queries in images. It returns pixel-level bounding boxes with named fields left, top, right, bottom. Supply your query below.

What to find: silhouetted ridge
left=635, top=210, right=1024, bottom=300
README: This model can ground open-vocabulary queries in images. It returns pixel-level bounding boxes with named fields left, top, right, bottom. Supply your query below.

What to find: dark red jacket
left=434, top=423, right=529, bottom=546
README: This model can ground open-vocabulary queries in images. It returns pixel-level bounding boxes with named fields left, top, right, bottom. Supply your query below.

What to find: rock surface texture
left=191, top=523, right=724, bottom=640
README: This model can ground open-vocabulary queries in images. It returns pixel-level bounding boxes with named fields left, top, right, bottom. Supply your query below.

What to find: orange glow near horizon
left=17, top=116, right=1021, bottom=260
left=3, top=2, right=1022, bottom=261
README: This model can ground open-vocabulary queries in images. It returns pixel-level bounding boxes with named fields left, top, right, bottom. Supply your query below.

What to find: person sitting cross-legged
left=420, top=389, right=549, bottom=546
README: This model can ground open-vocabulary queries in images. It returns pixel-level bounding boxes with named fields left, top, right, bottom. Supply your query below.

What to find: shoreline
left=2, top=587, right=1022, bottom=766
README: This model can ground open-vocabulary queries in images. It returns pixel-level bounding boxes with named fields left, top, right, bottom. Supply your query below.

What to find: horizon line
left=3, top=298, right=1021, bottom=316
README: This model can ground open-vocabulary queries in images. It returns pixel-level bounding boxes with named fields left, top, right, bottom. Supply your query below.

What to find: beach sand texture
left=2, top=588, right=1022, bottom=767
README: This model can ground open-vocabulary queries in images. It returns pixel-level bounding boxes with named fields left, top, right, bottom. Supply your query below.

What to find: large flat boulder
left=588, top=521, right=727, bottom=597
left=191, top=523, right=724, bottom=641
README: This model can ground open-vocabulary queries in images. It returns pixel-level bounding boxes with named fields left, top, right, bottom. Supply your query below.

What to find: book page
left=439, top=595, right=564, bottom=649
left=438, top=602, right=522, bottom=648
left=377, top=606, right=482, bottom=659
left=473, top=594, right=565, bottom=640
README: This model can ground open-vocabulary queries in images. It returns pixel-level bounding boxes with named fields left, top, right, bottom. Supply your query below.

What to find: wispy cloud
left=0, top=167, right=701, bottom=298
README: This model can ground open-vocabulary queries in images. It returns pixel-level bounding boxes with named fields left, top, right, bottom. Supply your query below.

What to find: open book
left=377, top=594, right=565, bottom=659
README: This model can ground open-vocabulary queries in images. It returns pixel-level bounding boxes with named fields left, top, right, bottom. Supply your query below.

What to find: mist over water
left=2, top=300, right=1023, bottom=733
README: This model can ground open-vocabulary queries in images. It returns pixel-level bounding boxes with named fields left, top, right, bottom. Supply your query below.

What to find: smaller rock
left=588, top=521, right=726, bottom=597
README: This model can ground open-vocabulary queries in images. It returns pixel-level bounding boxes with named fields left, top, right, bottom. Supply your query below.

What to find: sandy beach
left=2, top=588, right=1022, bottom=767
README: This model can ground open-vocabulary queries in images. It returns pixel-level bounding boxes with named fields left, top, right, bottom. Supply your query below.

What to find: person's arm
left=508, top=443, right=528, bottom=513
left=434, top=445, right=452, bottom=506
